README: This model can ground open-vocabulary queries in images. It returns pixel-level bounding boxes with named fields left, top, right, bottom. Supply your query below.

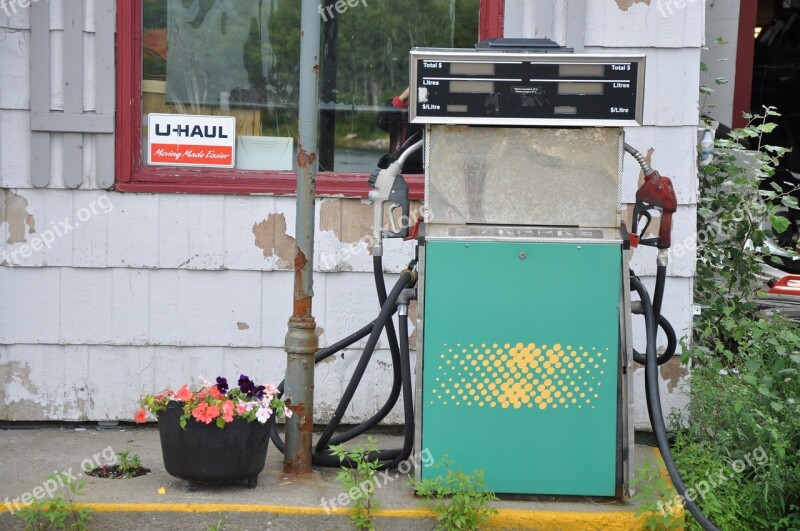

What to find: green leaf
left=770, top=215, right=791, bottom=233
left=757, top=122, right=779, bottom=133
left=714, top=77, right=728, bottom=85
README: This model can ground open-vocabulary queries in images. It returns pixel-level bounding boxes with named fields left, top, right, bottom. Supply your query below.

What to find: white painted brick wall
left=0, top=0, right=703, bottom=429
left=0, top=344, right=411, bottom=423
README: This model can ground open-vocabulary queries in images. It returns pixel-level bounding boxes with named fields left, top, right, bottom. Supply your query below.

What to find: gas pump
left=269, top=39, right=719, bottom=530
left=409, top=43, right=643, bottom=498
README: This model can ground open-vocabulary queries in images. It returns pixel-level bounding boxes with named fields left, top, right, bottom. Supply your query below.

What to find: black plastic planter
left=157, top=401, right=272, bottom=488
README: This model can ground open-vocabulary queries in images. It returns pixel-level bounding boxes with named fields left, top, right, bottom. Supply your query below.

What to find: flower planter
left=157, top=401, right=272, bottom=488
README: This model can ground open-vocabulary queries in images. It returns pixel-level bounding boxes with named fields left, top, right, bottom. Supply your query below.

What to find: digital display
left=450, top=80, right=495, bottom=93
left=558, top=82, right=605, bottom=95
left=559, top=64, right=606, bottom=77
left=450, top=62, right=496, bottom=75
left=410, top=50, right=644, bottom=126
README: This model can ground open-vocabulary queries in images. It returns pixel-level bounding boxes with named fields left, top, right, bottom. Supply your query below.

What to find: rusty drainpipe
left=283, top=0, right=320, bottom=475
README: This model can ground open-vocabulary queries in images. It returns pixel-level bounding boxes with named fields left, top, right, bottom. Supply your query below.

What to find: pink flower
left=236, top=402, right=248, bottom=415
left=134, top=408, right=147, bottom=423
left=256, top=407, right=272, bottom=424
left=209, top=386, right=224, bottom=400
left=221, top=400, right=234, bottom=423
left=174, top=385, right=192, bottom=402
left=284, top=407, right=293, bottom=419
left=192, top=403, right=220, bottom=424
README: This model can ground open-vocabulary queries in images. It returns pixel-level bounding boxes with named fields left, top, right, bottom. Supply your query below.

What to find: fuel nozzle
left=624, top=143, right=678, bottom=250
left=367, top=139, right=423, bottom=256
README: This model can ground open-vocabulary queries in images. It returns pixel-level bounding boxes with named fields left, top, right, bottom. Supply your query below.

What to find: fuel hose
left=270, top=258, right=416, bottom=468
left=631, top=274, right=720, bottom=531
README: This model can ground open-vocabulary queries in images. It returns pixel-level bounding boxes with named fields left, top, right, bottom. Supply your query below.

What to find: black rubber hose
left=269, top=320, right=376, bottom=452
left=313, top=269, right=413, bottom=452
left=318, top=257, right=409, bottom=446
left=631, top=276, right=720, bottom=531
left=384, top=304, right=415, bottom=467
left=631, top=265, right=676, bottom=366
left=632, top=313, right=677, bottom=366
left=316, top=258, right=408, bottom=447
left=311, top=297, right=415, bottom=469
left=269, top=265, right=414, bottom=465
left=653, top=264, right=667, bottom=321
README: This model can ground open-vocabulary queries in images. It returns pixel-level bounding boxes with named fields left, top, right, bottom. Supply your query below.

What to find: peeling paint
left=408, top=300, right=418, bottom=351
left=252, top=213, right=296, bottom=269
left=660, top=357, right=689, bottom=393
left=1, top=361, right=38, bottom=397
left=0, top=189, right=36, bottom=244
left=296, top=147, right=317, bottom=169
left=615, top=0, right=650, bottom=10
left=237, top=322, right=250, bottom=330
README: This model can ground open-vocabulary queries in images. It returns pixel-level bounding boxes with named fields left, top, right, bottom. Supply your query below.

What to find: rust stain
left=293, top=296, right=313, bottom=318
left=615, top=0, right=650, bottom=10
left=252, top=213, right=296, bottom=269
left=1, top=189, right=36, bottom=244
left=660, top=357, right=689, bottom=393
left=283, top=401, right=313, bottom=474
left=294, top=249, right=308, bottom=272
left=297, top=147, right=317, bottom=168
left=312, top=64, right=320, bottom=74
left=237, top=322, right=250, bottom=330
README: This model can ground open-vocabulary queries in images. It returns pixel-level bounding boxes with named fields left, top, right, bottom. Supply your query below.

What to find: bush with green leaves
left=14, top=472, right=93, bottom=531
left=330, top=436, right=381, bottom=531
left=693, top=107, right=796, bottom=354
left=632, top=460, right=683, bottom=531
left=411, top=458, right=498, bottom=531
left=677, top=314, right=800, bottom=530
left=672, top=107, right=800, bottom=529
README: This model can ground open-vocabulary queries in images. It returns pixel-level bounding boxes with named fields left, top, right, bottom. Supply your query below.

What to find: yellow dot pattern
left=431, top=342, right=609, bottom=410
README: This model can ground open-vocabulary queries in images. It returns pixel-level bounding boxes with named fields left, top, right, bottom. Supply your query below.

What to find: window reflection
left=142, top=0, right=479, bottom=173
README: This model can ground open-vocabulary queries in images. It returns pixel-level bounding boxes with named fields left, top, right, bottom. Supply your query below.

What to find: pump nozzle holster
left=368, top=161, right=410, bottom=254
left=632, top=170, right=677, bottom=249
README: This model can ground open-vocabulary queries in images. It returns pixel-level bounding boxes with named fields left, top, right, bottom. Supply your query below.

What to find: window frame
left=115, top=0, right=505, bottom=197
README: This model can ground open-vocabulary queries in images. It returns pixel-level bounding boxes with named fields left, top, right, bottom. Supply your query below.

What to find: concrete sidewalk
left=0, top=425, right=669, bottom=530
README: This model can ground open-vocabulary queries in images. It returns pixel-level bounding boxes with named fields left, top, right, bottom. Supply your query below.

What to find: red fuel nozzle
left=635, top=170, right=677, bottom=249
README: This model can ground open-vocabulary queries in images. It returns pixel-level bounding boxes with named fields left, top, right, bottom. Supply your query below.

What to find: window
left=116, top=0, right=505, bottom=196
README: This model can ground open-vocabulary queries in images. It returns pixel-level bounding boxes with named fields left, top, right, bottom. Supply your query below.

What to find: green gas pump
left=411, top=43, right=645, bottom=497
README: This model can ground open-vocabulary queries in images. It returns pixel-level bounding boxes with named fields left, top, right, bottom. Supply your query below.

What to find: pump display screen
left=410, top=49, right=644, bottom=126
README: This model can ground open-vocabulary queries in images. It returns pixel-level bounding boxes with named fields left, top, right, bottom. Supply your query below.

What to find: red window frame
left=115, top=0, right=505, bottom=198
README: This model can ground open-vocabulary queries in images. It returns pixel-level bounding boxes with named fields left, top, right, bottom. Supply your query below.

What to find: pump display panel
left=410, top=49, right=645, bottom=127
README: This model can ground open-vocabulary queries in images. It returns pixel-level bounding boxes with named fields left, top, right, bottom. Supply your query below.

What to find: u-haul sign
left=148, top=114, right=236, bottom=168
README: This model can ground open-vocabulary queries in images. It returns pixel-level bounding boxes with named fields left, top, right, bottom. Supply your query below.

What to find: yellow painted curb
left=1, top=501, right=652, bottom=530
